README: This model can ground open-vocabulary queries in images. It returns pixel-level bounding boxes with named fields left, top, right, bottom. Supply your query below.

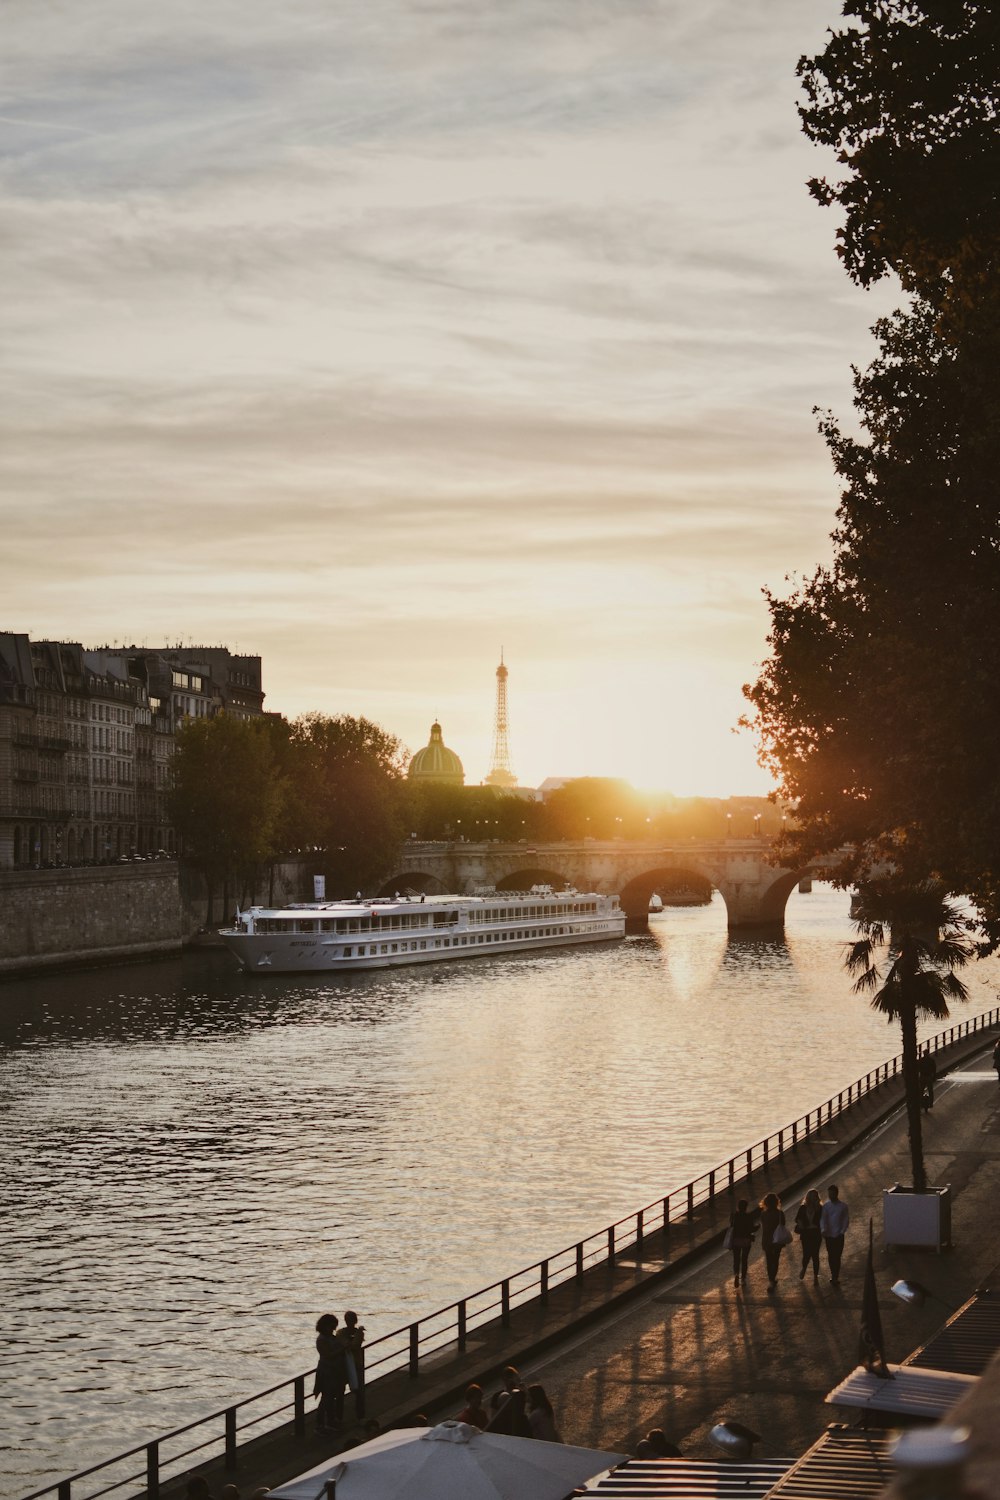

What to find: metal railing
left=23, top=1005, right=1000, bottom=1500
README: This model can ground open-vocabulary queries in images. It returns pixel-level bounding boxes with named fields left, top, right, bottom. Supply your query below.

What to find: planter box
left=882, top=1184, right=952, bottom=1251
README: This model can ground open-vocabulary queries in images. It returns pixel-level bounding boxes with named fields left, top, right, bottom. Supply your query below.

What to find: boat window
left=343, top=946, right=352, bottom=958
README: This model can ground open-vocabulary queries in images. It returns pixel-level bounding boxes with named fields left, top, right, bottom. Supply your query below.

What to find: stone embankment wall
left=0, top=864, right=187, bottom=974
left=0, top=859, right=312, bottom=975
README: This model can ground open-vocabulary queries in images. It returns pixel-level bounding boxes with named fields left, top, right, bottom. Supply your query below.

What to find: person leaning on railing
left=314, top=1313, right=348, bottom=1432
left=338, top=1309, right=366, bottom=1418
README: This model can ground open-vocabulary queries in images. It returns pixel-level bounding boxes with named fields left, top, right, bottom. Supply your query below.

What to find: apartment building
left=0, top=634, right=263, bottom=869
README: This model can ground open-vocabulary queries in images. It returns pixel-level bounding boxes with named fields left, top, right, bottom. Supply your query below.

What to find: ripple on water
left=2, top=885, right=998, bottom=1497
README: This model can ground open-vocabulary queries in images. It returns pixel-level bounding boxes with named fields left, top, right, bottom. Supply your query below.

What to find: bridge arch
left=618, top=866, right=717, bottom=922
left=754, top=868, right=814, bottom=926
left=385, top=841, right=824, bottom=932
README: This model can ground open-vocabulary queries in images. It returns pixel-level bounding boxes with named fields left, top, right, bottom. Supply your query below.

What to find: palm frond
left=845, top=938, right=877, bottom=975
left=934, top=934, right=975, bottom=969
left=854, top=966, right=882, bottom=995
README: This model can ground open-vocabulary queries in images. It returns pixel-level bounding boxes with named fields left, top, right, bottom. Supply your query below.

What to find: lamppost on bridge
left=726, top=813, right=732, bottom=841
left=753, top=814, right=761, bottom=839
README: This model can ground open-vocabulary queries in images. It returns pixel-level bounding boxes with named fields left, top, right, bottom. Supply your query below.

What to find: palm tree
left=847, top=881, right=974, bottom=1193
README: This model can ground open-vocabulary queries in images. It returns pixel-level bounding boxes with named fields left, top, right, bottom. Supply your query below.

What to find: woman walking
left=794, top=1189, right=823, bottom=1283
left=728, top=1198, right=755, bottom=1288
left=758, top=1192, right=787, bottom=1292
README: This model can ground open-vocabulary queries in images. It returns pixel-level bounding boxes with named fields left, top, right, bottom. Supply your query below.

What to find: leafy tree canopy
left=288, top=712, right=407, bottom=893
left=799, top=1, right=1000, bottom=307
left=747, top=0, right=1000, bottom=942
left=168, top=714, right=286, bottom=881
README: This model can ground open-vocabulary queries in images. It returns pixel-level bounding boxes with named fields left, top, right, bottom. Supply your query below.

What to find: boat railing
left=24, top=1004, right=1000, bottom=1500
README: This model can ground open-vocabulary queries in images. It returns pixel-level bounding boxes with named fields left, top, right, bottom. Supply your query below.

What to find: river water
left=3, top=884, right=998, bottom=1497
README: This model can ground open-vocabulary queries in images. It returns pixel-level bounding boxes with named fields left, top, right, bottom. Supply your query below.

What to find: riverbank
left=149, top=1023, right=1000, bottom=1496
left=0, top=859, right=309, bottom=975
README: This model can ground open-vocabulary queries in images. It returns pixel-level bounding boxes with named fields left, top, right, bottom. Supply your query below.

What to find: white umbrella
left=268, top=1419, right=626, bottom=1500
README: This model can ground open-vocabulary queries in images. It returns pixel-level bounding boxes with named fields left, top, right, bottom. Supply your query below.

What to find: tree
left=797, top=1, right=1000, bottom=308
left=538, top=779, right=640, bottom=841
left=846, top=881, right=973, bottom=1190
left=745, top=1, right=1000, bottom=939
left=288, top=712, right=407, bottom=893
left=168, top=714, right=286, bottom=921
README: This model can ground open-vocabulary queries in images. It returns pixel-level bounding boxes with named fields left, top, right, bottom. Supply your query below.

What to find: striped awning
left=906, top=1288, right=1000, bottom=1376
left=825, top=1362, right=976, bottom=1418
left=585, top=1457, right=791, bottom=1496
left=765, top=1426, right=895, bottom=1498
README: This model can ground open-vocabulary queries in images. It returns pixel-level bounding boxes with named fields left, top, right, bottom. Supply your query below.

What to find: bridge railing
left=25, top=1005, right=999, bottom=1500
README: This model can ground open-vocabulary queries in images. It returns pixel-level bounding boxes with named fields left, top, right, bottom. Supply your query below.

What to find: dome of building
left=407, top=721, right=465, bottom=785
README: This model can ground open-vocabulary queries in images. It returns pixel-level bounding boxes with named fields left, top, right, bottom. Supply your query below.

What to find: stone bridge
left=381, top=839, right=821, bottom=931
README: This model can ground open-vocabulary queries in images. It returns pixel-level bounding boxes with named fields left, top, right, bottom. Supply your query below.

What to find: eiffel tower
left=485, top=651, right=517, bottom=788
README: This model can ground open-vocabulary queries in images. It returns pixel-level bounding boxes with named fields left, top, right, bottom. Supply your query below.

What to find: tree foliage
left=798, top=1, right=1000, bottom=306
left=746, top=0, right=1000, bottom=939
left=168, top=714, right=286, bottom=894
left=287, top=712, right=407, bottom=893
left=846, top=881, right=972, bottom=1190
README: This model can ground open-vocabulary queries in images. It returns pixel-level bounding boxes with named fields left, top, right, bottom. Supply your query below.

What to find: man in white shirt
left=820, top=1183, right=850, bottom=1284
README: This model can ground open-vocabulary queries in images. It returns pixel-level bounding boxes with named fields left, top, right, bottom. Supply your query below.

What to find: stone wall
left=0, top=864, right=187, bottom=974
left=0, top=858, right=314, bottom=975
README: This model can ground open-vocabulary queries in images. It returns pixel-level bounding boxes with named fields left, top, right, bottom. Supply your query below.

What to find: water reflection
left=2, top=885, right=998, bottom=1498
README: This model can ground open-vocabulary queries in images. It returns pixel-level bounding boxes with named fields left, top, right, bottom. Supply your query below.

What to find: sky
left=2, top=0, right=896, bottom=795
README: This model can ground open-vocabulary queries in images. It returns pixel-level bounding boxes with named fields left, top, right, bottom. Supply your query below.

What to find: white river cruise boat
left=219, top=886, right=625, bottom=973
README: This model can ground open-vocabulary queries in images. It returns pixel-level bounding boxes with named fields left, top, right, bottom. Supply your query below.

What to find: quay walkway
left=152, top=1017, right=1000, bottom=1499
left=29, top=1011, right=1000, bottom=1500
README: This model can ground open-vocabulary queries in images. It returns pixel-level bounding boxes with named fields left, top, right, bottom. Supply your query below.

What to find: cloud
left=3, top=0, right=883, bottom=792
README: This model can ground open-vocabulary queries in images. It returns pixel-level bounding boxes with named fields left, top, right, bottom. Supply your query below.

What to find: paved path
left=165, top=1032, right=1000, bottom=1495
left=536, top=1049, right=1000, bottom=1461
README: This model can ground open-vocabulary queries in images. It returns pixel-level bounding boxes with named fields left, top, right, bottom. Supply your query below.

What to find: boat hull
left=220, top=921, right=624, bottom=974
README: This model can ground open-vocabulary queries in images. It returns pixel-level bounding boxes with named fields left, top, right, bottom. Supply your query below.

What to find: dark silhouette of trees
left=403, top=781, right=538, bottom=842
left=287, top=712, right=407, bottom=894
left=168, top=714, right=287, bottom=921
left=847, top=882, right=972, bottom=1191
left=746, top=1, right=1000, bottom=940
left=797, top=0, right=1000, bottom=304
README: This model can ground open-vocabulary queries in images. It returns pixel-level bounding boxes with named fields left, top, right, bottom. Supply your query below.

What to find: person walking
left=313, top=1313, right=347, bottom=1432
left=918, top=1048, right=937, bottom=1110
left=727, top=1198, right=755, bottom=1288
left=820, top=1183, right=850, bottom=1284
left=993, top=1037, right=1000, bottom=1086
left=758, top=1192, right=787, bottom=1292
left=338, top=1309, right=366, bottom=1419
left=794, top=1189, right=823, bottom=1283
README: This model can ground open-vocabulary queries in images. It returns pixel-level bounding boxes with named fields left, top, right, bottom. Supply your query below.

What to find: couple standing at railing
left=313, top=1309, right=366, bottom=1432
